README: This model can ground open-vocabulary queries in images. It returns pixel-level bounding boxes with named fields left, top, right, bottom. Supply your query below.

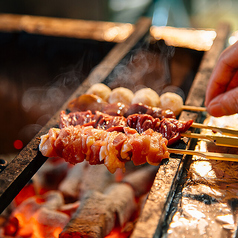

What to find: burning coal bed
left=0, top=156, right=158, bottom=238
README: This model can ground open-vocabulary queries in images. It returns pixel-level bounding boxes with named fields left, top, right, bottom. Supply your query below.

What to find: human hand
left=205, top=40, right=238, bottom=117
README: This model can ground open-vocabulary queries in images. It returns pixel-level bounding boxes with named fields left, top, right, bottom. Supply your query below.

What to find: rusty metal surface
left=0, top=17, right=152, bottom=214
left=130, top=158, right=183, bottom=238
left=131, top=22, right=230, bottom=238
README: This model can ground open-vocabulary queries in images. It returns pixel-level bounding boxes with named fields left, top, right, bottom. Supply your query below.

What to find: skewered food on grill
left=39, top=87, right=193, bottom=173
left=59, top=110, right=193, bottom=145
left=68, top=94, right=108, bottom=113
left=39, top=125, right=170, bottom=173
left=67, top=93, right=176, bottom=118
left=108, top=87, right=134, bottom=105
left=131, top=88, right=160, bottom=107
left=60, top=110, right=127, bottom=130
left=159, top=92, right=184, bottom=116
left=85, top=83, right=111, bottom=101
left=122, top=103, right=176, bottom=118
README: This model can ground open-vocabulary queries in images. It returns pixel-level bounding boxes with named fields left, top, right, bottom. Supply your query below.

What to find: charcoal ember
left=80, top=164, right=116, bottom=198
left=104, top=183, right=137, bottom=227
left=59, top=161, right=87, bottom=202
left=33, top=157, right=69, bottom=190
left=5, top=191, right=65, bottom=237
left=13, top=191, right=64, bottom=219
left=60, top=183, right=136, bottom=237
left=14, top=181, right=36, bottom=206
left=41, top=190, right=65, bottom=210
left=33, top=207, right=70, bottom=238
left=60, top=190, right=115, bottom=238
left=3, top=216, right=19, bottom=236
left=122, top=165, right=159, bottom=197
left=59, top=201, right=80, bottom=217
left=13, top=197, right=42, bottom=223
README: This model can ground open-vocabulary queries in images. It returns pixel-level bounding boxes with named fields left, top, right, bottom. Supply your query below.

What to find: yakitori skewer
left=159, top=92, right=207, bottom=115
left=181, top=132, right=238, bottom=148
left=190, top=122, right=238, bottom=137
left=181, top=105, right=207, bottom=112
left=169, top=148, right=238, bottom=162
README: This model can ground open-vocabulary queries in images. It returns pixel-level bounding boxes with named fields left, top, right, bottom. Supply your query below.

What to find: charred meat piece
left=157, top=118, right=193, bottom=146
left=102, top=102, right=129, bottom=116
left=68, top=94, right=108, bottom=113
left=126, top=114, right=161, bottom=134
left=124, top=103, right=176, bottom=119
left=60, top=110, right=127, bottom=131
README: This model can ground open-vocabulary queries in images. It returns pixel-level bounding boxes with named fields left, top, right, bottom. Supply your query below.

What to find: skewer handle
left=181, top=132, right=238, bottom=148
left=168, top=148, right=238, bottom=162
left=191, top=122, right=238, bottom=137
left=182, top=105, right=206, bottom=112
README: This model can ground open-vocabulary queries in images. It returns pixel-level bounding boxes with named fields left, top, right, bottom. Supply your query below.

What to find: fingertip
left=206, top=102, right=227, bottom=117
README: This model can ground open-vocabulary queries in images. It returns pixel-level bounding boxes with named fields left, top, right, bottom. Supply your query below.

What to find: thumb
left=206, top=87, right=238, bottom=117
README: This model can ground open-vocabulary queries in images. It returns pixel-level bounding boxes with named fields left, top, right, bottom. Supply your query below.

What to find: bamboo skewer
left=191, top=122, right=238, bottom=137
left=182, top=105, right=206, bottom=112
left=181, top=105, right=238, bottom=136
left=168, top=148, right=238, bottom=162
left=181, top=132, right=238, bottom=148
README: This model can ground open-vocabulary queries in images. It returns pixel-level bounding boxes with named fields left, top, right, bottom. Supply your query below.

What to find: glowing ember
left=32, top=208, right=70, bottom=238
left=105, top=226, right=131, bottom=238
left=3, top=217, right=19, bottom=237
left=14, top=182, right=36, bottom=206
left=1, top=149, right=156, bottom=238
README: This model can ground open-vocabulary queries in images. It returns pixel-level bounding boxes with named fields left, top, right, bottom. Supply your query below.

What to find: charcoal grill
left=0, top=14, right=231, bottom=237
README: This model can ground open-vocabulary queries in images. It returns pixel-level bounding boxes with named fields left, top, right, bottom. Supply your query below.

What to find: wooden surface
left=131, top=22, right=230, bottom=238
left=0, top=17, right=151, bottom=214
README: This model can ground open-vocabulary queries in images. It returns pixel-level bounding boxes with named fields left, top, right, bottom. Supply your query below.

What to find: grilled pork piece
left=39, top=125, right=169, bottom=173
